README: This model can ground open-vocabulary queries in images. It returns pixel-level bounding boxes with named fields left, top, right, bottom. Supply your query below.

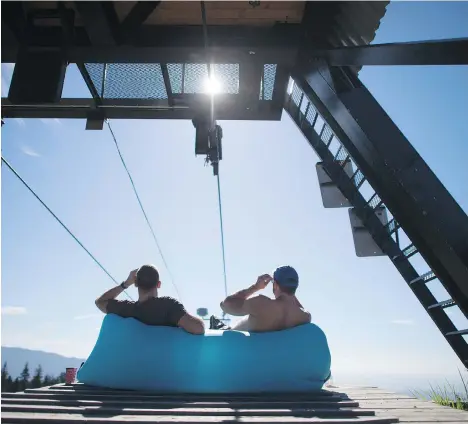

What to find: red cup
left=65, top=368, right=77, bottom=384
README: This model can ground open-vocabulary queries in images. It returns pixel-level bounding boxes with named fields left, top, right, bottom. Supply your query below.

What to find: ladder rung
left=446, top=329, right=468, bottom=336
left=410, top=271, right=437, bottom=285
left=428, top=299, right=456, bottom=310
left=386, top=219, right=400, bottom=235
left=402, top=244, right=418, bottom=258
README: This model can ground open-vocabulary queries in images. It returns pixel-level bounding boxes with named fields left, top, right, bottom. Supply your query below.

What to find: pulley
left=192, top=112, right=223, bottom=176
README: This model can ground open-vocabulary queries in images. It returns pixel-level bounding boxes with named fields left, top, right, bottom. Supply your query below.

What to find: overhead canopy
left=1, top=1, right=389, bottom=120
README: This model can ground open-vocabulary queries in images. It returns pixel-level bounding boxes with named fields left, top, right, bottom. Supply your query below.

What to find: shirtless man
left=219, top=266, right=311, bottom=332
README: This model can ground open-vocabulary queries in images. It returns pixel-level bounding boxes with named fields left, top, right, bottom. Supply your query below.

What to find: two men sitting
left=95, top=264, right=311, bottom=334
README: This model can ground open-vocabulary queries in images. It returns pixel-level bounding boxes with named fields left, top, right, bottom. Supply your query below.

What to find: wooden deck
left=2, top=384, right=468, bottom=424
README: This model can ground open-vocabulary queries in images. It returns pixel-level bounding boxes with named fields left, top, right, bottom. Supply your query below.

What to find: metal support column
left=292, top=62, right=468, bottom=319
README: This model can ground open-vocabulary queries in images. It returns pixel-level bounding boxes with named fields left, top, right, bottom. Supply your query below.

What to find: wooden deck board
left=2, top=384, right=467, bottom=424
left=0, top=412, right=398, bottom=423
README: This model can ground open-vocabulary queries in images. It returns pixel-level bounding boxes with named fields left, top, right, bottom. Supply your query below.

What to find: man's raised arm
left=220, top=274, right=271, bottom=316
left=95, top=269, right=136, bottom=313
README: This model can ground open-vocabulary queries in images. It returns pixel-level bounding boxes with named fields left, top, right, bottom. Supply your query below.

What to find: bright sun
left=204, top=77, right=221, bottom=94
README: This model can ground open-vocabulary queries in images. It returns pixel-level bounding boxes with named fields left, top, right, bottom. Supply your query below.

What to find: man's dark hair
left=136, top=265, right=159, bottom=290
left=277, top=283, right=297, bottom=295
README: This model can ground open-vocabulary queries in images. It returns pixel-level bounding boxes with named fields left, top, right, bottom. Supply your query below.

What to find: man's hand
left=124, top=269, right=138, bottom=288
left=254, top=274, right=272, bottom=290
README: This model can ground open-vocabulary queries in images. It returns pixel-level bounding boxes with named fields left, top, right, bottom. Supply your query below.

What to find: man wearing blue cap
left=216, top=266, right=311, bottom=332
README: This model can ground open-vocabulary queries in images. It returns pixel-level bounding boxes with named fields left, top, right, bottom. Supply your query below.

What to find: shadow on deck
left=1, top=383, right=467, bottom=424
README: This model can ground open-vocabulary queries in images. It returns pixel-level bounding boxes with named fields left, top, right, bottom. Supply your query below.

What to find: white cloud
left=74, top=313, right=101, bottom=320
left=391, top=319, right=415, bottom=325
left=2, top=306, right=27, bottom=316
left=15, top=118, right=26, bottom=127
left=39, top=118, right=61, bottom=125
left=21, top=146, right=41, bottom=157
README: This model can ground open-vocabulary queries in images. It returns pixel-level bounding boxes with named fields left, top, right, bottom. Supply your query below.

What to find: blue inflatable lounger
left=78, top=314, right=331, bottom=393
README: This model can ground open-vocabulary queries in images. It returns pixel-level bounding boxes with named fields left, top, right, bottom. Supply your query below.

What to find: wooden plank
left=358, top=399, right=452, bottom=410
left=0, top=404, right=376, bottom=417
left=372, top=408, right=468, bottom=422
left=46, top=384, right=335, bottom=396
left=4, top=393, right=349, bottom=404
left=1, top=397, right=360, bottom=409
left=0, top=412, right=400, bottom=423
left=345, top=395, right=417, bottom=401
left=24, top=388, right=339, bottom=399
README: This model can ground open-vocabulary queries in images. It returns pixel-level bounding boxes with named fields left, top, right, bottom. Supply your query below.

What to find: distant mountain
left=1, top=347, right=85, bottom=379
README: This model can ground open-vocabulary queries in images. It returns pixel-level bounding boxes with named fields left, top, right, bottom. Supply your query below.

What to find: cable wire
left=201, top=1, right=229, bottom=298
left=216, top=174, right=228, bottom=298
left=105, top=119, right=182, bottom=301
left=1, top=156, right=133, bottom=300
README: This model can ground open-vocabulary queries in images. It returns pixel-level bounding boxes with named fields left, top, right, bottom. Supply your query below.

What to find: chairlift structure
left=2, top=1, right=468, bottom=370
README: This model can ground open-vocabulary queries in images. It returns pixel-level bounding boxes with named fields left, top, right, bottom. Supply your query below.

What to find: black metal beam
left=1, top=98, right=282, bottom=121
left=1, top=1, right=26, bottom=44
left=2, top=24, right=300, bottom=64
left=74, top=1, right=120, bottom=46
left=120, top=2, right=161, bottom=42
left=293, top=62, right=468, bottom=318
left=284, top=94, right=468, bottom=368
left=271, top=64, right=291, bottom=111
left=309, top=38, right=468, bottom=66
left=160, top=64, right=174, bottom=107
left=239, top=58, right=264, bottom=112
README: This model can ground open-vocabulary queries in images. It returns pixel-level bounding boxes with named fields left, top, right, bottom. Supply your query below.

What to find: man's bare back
left=220, top=266, right=311, bottom=333
left=232, top=294, right=311, bottom=332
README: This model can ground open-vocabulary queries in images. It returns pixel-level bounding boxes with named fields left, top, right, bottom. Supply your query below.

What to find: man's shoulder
left=247, top=294, right=273, bottom=307
left=153, top=297, right=185, bottom=308
left=157, top=296, right=182, bottom=303
left=252, top=294, right=272, bottom=302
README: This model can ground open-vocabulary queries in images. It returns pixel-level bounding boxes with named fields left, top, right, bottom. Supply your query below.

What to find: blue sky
left=1, top=1, right=468, bottom=387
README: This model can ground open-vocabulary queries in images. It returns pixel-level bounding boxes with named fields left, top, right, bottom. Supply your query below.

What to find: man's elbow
left=220, top=299, right=242, bottom=316
left=191, top=321, right=205, bottom=335
left=220, top=300, right=226, bottom=313
left=95, top=299, right=106, bottom=313
left=178, top=315, right=205, bottom=335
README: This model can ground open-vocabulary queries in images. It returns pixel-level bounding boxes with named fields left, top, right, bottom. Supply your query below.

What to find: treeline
left=1, top=362, right=66, bottom=392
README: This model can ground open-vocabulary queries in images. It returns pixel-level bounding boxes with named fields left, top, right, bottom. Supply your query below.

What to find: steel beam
left=1, top=1, right=25, bottom=50
left=120, top=2, right=161, bottom=42
left=293, top=62, right=468, bottom=317
left=284, top=95, right=468, bottom=367
left=1, top=25, right=300, bottom=64
left=74, top=2, right=120, bottom=46
left=1, top=98, right=282, bottom=121
left=239, top=58, right=264, bottom=112
left=309, top=38, right=468, bottom=66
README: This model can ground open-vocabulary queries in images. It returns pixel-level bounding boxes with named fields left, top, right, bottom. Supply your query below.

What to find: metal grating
left=182, top=64, right=208, bottom=94
left=387, top=219, right=398, bottom=234
left=104, top=64, right=168, bottom=99
left=85, top=63, right=105, bottom=96
left=403, top=244, right=418, bottom=258
left=291, top=83, right=303, bottom=107
left=213, top=64, right=239, bottom=94
left=167, top=63, right=183, bottom=94
left=368, top=193, right=382, bottom=209
left=84, top=63, right=240, bottom=98
left=259, top=64, right=277, bottom=101
left=353, top=169, right=365, bottom=188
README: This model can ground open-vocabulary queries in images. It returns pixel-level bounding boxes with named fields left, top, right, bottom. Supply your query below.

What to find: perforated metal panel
left=106, top=64, right=168, bottom=99
left=85, top=63, right=105, bottom=96
left=167, top=63, right=183, bottom=94
left=259, top=64, right=277, bottom=100
left=85, top=62, right=241, bottom=98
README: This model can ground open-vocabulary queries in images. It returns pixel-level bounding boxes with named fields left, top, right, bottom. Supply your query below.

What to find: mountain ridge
left=1, top=346, right=85, bottom=379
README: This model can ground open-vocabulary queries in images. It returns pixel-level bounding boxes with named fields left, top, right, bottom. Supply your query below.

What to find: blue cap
left=273, top=266, right=299, bottom=287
